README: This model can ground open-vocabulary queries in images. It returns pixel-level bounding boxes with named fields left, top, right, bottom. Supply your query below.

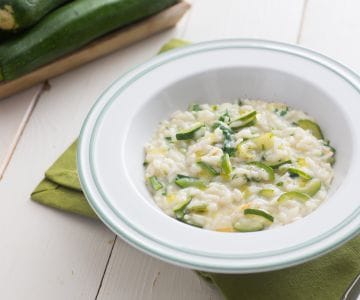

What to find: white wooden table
left=0, top=1, right=359, bottom=299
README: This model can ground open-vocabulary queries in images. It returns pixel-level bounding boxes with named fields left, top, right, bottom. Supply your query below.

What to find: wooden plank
left=183, top=0, right=304, bottom=42
left=97, top=239, right=222, bottom=300
left=0, top=134, right=116, bottom=299
left=0, top=1, right=190, bottom=99
left=97, top=1, right=305, bottom=299
left=0, top=85, right=42, bottom=179
left=299, top=0, right=360, bottom=72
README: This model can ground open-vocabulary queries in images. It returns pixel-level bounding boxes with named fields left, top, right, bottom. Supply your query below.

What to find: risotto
left=144, top=100, right=335, bottom=232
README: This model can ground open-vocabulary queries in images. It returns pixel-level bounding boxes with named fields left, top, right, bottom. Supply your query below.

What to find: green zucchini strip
left=173, top=198, right=191, bottom=220
left=268, top=160, right=292, bottom=169
left=197, top=161, right=219, bottom=176
left=277, top=191, right=311, bottom=203
left=258, top=189, right=275, bottom=198
left=176, top=122, right=204, bottom=140
left=288, top=168, right=312, bottom=180
left=187, top=201, right=208, bottom=213
left=149, top=176, right=163, bottom=191
left=244, top=208, right=274, bottom=223
left=221, top=153, right=232, bottom=176
left=247, top=161, right=275, bottom=182
left=297, top=119, right=324, bottom=139
left=230, top=111, right=257, bottom=130
left=175, top=174, right=207, bottom=189
left=295, top=179, right=321, bottom=197
left=233, top=217, right=264, bottom=232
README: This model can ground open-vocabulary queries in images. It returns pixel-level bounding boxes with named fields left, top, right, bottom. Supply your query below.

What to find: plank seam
left=95, top=236, right=118, bottom=299
left=0, top=83, right=46, bottom=180
left=296, top=0, right=309, bottom=44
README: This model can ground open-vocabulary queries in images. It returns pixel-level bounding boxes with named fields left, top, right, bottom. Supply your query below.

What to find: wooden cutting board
left=0, top=1, right=190, bottom=99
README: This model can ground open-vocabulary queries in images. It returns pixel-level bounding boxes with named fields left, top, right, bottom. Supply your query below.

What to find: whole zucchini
left=0, top=0, right=72, bottom=32
left=0, top=0, right=178, bottom=81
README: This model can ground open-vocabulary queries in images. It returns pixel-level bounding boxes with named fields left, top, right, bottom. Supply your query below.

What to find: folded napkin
left=31, top=39, right=360, bottom=300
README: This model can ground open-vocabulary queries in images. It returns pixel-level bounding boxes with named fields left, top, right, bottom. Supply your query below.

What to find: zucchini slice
left=244, top=208, right=274, bottom=223
left=230, top=111, right=257, bottom=130
left=297, top=119, right=324, bottom=139
left=253, top=132, right=274, bottom=150
left=287, top=168, right=312, bottom=180
left=247, top=161, right=275, bottom=182
left=0, top=0, right=178, bottom=80
left=268, top=160, right=292, bottom=169
left=277, top=191, right=311, bottom=203
left=175, top=174, right=207, bottom=189
left=196, top=161, right=219, bottom=176
left=258, top=189, right=275, bottom=198
left=148, top=176, right=163, bottom=191
left=187, top=201, right=208, bottom=213
left=221, top=153, right=232, bottom=176
left=0, top=0, right=71, bottom=32
left=295, top=179, right=321, bottom=197
left=176, top=122, right=204, bottom=140
left=173, top=198, right=191, bottom=220
left=233, top=217, right=265, bottom=232
left=236, top=140, right=256, bottom=160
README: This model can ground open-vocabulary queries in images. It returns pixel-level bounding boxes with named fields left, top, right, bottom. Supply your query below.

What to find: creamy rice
left=144, top=100, right=335, bottom=232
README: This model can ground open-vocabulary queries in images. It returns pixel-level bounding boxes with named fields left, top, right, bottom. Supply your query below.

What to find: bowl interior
left=127, top=66, right=352, bottom=211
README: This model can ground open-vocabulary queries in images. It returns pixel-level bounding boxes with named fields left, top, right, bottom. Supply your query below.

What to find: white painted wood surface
left=0, top=0, right=358, bottom=299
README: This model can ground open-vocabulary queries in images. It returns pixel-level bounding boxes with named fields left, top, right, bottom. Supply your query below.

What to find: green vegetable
left=247, top=161, right=275, bottom=182
left=0, top=0, right=71, bottom=33
left=175, top=174, right=207, bottom=189
left=173, top=198, right=191, bottom=220
left=277, top=191, right=311, bottom=203
left=258, top=189, right=275, bottom=198
left=189, top=103, right=201, bottom=112
left=244, top=208, right=274, bottom=223
left=218, top=124, right=236, bottom=156
left=268, top=160, right=292, bottom=169
left=287, top=168, right=312, bottom=180
left=275, top=106, right=288, bottom=116
left=233, top=217, right=264, bottom=232
left=219, top=111, right=231, bottom=123
left=230, top=111, right=257, bottom=130
left=297, top=119, right=324, bottom=139
left=149, top=176, right=163, bottom=191
left=176, top=122, right=204, bottom=140
left=221, top=153, right=232, bottom=176
left=327, top=156, right=336, bottom=165
left=253, top=132, right=274, bottom=150
left=187, top=201, right=208, bottom=213
left=0, top=0, right=178, bottom=80
left=197, top=161, right=219, bottom=176
left=295, top=179, right=321, bottom=197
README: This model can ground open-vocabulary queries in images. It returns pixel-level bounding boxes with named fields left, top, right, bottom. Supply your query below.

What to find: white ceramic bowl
left=78, top=39, right=360, bottom=273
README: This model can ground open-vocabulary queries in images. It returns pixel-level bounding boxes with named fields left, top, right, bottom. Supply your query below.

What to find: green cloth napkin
left=31, top=39, right=360, bottom=300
